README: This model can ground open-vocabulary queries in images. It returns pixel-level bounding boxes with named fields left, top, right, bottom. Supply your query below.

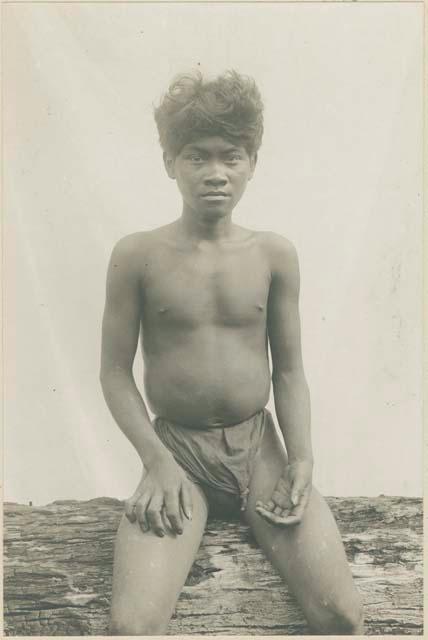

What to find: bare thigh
left=244, top=421, right=363, bottom=633
left=110, top=482, right=208, bottom=635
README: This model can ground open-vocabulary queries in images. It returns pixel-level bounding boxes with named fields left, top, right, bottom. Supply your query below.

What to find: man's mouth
left=201, top=191, right=229, bottom=200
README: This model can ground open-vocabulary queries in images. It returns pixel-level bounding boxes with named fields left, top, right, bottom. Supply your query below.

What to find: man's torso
left=131, top=223, right=276, bottom=428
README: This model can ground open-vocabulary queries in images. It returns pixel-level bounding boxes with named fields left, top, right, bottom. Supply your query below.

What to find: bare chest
left=142, top=249, right=271, bottom=328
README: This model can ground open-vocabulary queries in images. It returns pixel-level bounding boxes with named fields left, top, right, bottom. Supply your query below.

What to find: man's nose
left=204, top=162, right=227, bottom=185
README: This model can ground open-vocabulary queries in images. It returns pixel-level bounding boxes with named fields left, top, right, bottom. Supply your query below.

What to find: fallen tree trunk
left=4, top=496, right=423, bottom=635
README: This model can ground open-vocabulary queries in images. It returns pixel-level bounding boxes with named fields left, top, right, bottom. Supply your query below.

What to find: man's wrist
left=141, top=445, right=174, bottom=470
left=287, top=456, right=314, bottom=466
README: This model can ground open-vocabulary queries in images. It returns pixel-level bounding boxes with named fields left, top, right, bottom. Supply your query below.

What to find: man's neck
left=179, top=208, right=235, bottom=242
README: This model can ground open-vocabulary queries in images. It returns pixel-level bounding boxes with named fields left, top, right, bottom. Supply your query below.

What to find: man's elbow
left=99, top=368, right=112, bottom=397
left=99, top=365, right=132, bottom=394
left=99, top=368, right=108, bottom=390
left=272, top=365, right=307, bottom=388
left=99, top=362, right=112, bottom=387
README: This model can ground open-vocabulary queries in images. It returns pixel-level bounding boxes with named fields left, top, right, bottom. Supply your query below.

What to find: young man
left=100, top=70, right=364, bottom=635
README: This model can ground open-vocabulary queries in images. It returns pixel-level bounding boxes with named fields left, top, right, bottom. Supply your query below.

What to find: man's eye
left=188, top=155, right=203, bottom=162
left=226, top=154, right=242, bottom=163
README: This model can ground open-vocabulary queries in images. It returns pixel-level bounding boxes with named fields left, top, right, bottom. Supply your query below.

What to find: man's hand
left=124, top=454, right=193, bottom=537
left=255, top=460, right=313, bottom=527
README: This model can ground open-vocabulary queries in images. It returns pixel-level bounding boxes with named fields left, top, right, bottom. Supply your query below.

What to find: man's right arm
left=100, top=235, right=192, bottom=535
left=100, top=235, right=164, bottom=465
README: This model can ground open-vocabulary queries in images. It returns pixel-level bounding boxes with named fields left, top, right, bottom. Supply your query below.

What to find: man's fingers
left=124, top=472, right=150, bottom=522
left=146, top=495, right=165, bottom=536
left=255, top=505, right=279, bottom=521
left=256, top=505, right=282, bottom=524
left=290, top=483, right=306, bottom=506
left=278, top=513, right=303, bottom=526
left=135, top=494, right=151, bottom=532
left=125, top=490, right=149, bottom=523
left=180, top=482, right=193, bottom=521
left=256, top=499, right=275, bottom=513
left=124, top=498, right=138, bottom=523
left=271, top=490, right=292, bottom=510
left=166, top=512, right=182, bottom=534
left=136, top=507, right=149, bottom=533
left=291, top=491, right=300, bottom=507
left=161, top=507, right=174, bottom=533
left=256, top=493, right=310, bottom=526
left=256, top=505, right=299, bottom=527
left=288, top=490, right=310, bottom=521
left=291, top=479, right=312, bottom=507
left=164, top=491, right=183, bottom=534
left=147, top=511, right=164, bottom=536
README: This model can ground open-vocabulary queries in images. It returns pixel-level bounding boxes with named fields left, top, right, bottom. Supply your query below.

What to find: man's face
left=164, top=136, right=257, bottom=219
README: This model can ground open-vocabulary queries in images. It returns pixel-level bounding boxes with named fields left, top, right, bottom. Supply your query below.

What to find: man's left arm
left=256, top=235, right=313, bottom=526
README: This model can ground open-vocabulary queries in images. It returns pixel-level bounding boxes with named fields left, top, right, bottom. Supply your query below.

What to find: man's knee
left=109, top=611, right=169, bottom=636
left=310, top=595, right=364, bottom=635
left=330, top=601, right=364, bottom=635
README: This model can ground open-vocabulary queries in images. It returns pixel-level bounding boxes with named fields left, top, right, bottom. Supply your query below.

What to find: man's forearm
left=100, top=369, right=172, bottom=468
left=272, top=369, right=313, bottom=464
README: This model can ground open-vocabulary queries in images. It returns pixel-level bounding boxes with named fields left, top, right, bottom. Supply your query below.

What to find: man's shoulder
left=252, top=232, right=300, bottom=291
left=111, top=224, right=174, bottom=258
left=253, top=230, right=299, bottom=269
left=255, top=230, right=296, bottom=251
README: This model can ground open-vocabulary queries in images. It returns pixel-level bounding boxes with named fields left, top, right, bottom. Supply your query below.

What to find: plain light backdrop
left=4, top=2, right=423, bottom=504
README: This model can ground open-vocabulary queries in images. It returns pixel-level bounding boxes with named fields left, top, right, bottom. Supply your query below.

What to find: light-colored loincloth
left=153, top=408, right=274, bottom=512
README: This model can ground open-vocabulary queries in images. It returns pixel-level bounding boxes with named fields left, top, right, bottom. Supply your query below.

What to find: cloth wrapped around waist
left=153, top=408, right=272, bottom=511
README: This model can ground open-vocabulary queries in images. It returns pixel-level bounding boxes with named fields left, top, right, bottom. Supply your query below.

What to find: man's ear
left=248, top=152, right=258, bottom=180
left=163, top=151, right=176, bottom=179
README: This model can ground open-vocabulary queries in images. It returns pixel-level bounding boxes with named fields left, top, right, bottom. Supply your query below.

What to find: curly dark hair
left=154, top=70, right=264, bottom=157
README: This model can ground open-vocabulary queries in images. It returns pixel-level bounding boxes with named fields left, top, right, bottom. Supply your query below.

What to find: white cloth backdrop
left=4, top=2, right=423, bottom=505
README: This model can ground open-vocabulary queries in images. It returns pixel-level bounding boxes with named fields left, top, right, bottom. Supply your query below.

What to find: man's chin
left=184, top=198, right=236, bottom=219
left=201, top=208, right=233, bottom=220
left=198, top=202, right=234, bottom=217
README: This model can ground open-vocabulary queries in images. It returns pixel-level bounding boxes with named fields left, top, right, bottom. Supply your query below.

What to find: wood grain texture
left=4, top=496, right=423, bottom=635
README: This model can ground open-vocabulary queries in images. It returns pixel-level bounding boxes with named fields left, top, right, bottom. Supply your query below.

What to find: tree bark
left=4, top=496, right=423, bottom=635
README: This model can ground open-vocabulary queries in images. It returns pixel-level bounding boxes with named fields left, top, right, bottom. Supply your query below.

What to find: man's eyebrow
left=184, top=144, right=242, bottom=153
left=183, top=145, right=207, bottom=153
